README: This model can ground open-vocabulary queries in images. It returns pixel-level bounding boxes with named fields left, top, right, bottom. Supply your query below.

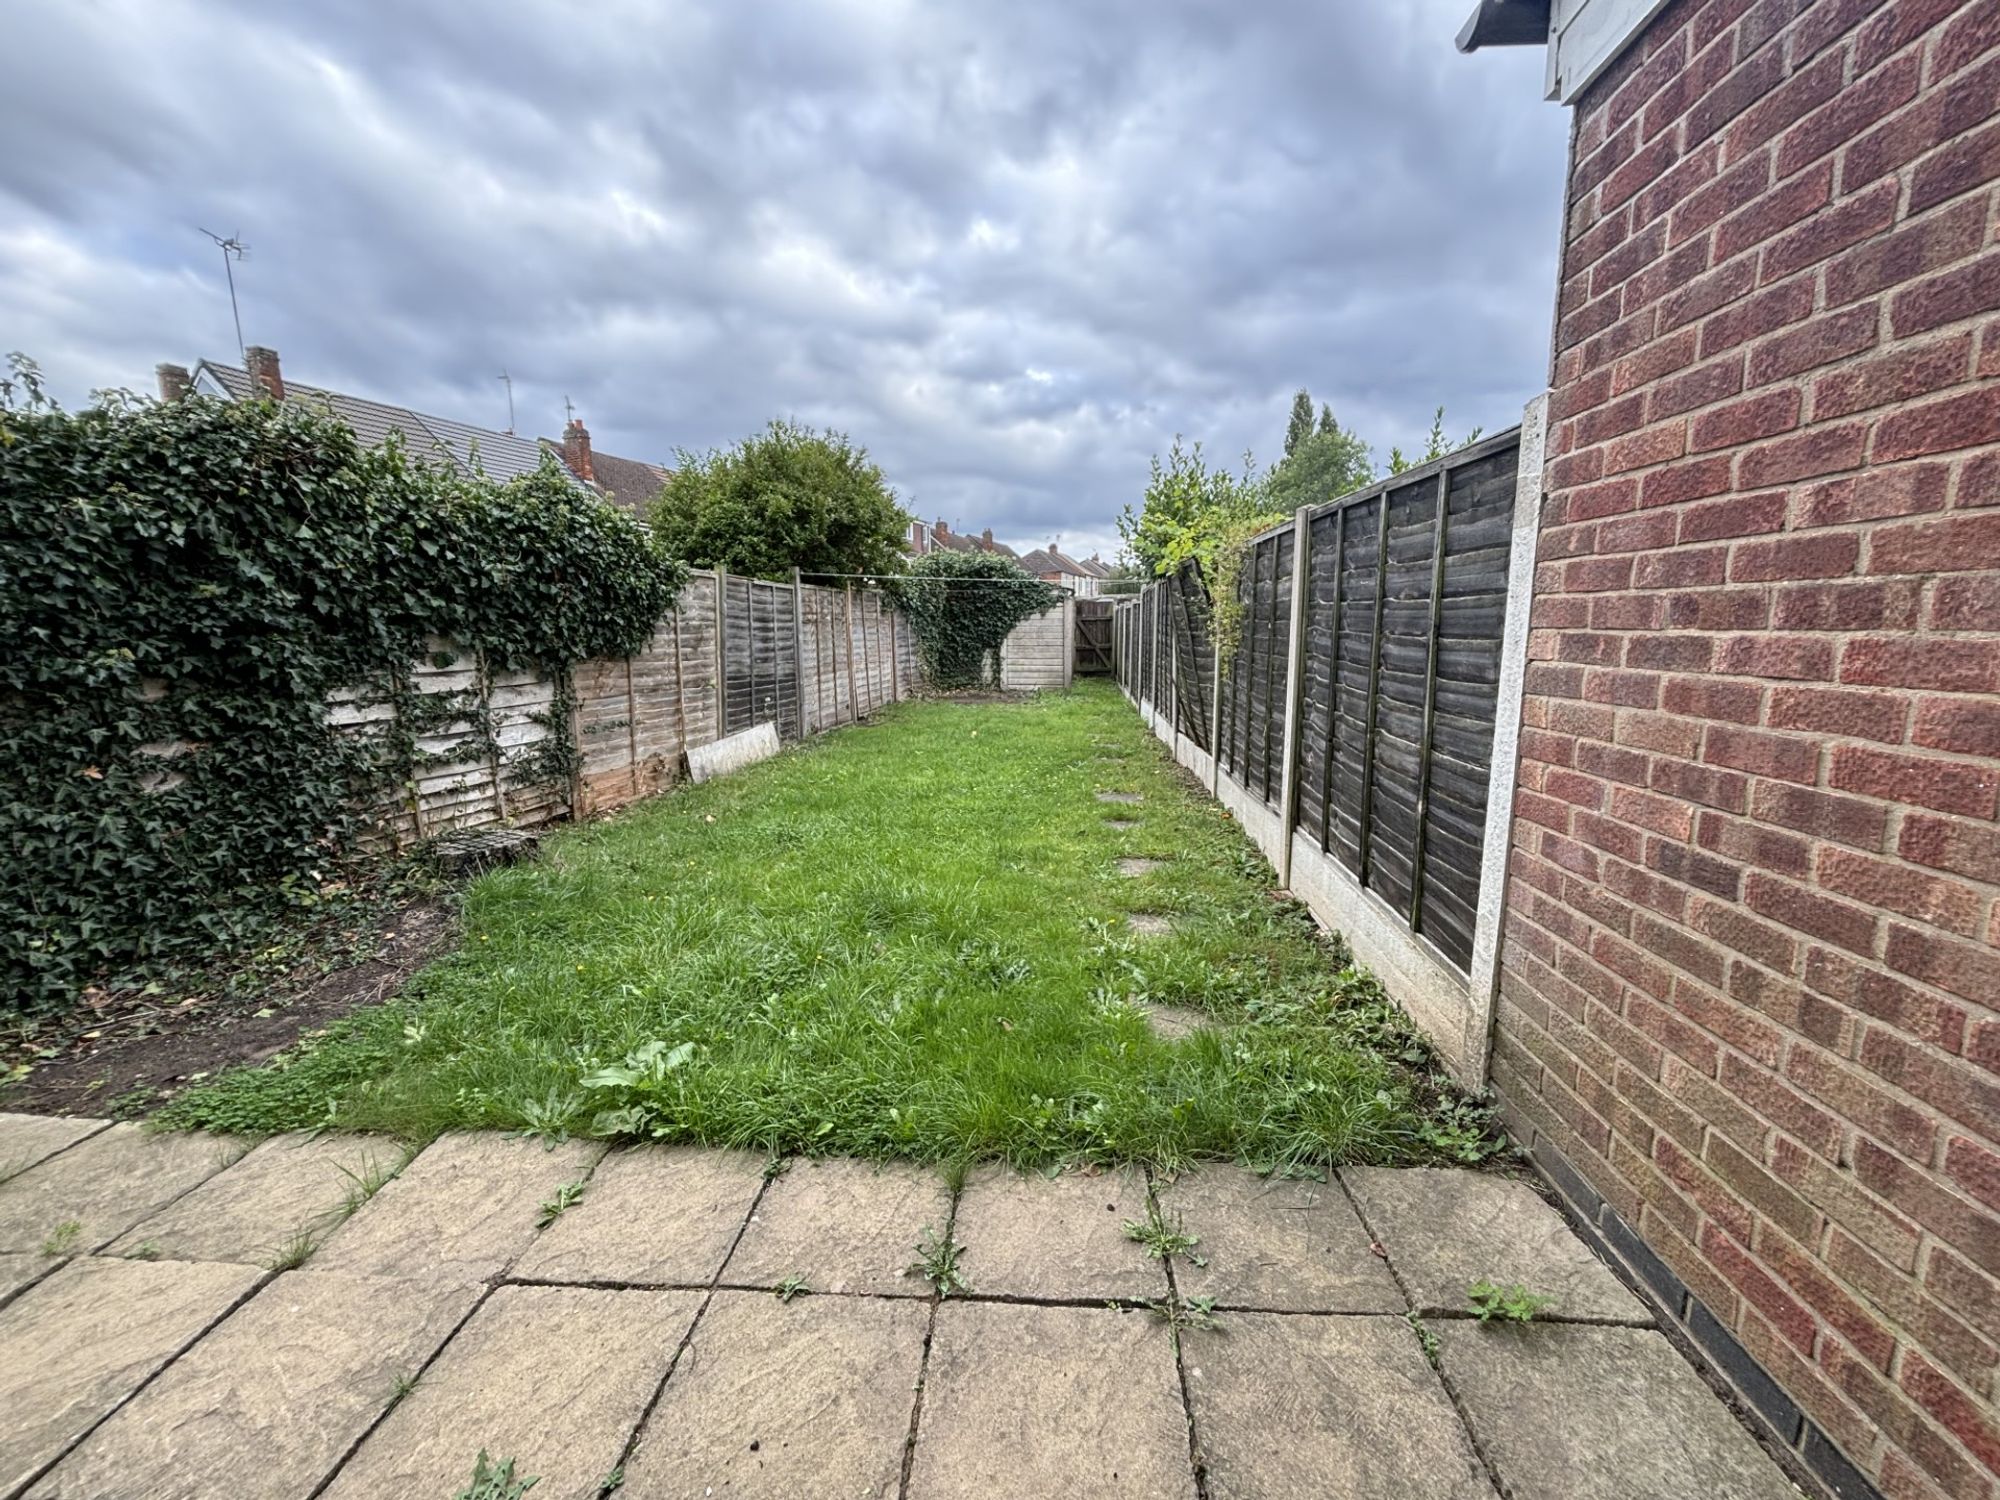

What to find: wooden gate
left=1074, top=599, right=1113, bottom=674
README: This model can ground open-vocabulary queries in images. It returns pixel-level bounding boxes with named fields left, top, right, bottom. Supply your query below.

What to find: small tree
left=1284, top=388, right=1316, bottom=459
left=1263, top=417, right=1374, bottom=512
left=1387, top=406, right=1484, bottom=475
left=649, top=420, right=909, bottom=580
left=892, top=550, right=1059, bottom=690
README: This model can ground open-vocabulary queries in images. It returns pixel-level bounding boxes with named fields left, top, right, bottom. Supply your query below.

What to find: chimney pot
left=932, top=518, right=948, bottom=540
left=981, top=528, right=993, bottom=547
left=563, top=417, right=595, bottom=483
left=243, top=346, right=284, bottom=401
left=155, top=363, right=192, bottom=403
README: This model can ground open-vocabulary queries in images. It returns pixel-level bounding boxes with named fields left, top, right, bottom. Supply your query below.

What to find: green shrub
left=890, top=550, right=1059, bottom=689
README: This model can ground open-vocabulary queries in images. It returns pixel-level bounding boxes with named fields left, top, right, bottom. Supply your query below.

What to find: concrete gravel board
left=620, top=1289, right=928, bottom=1499
left=0, top=1257, right=263, bottom=1495
left=0, top=1124, right=250, bottom=1254
left=106, top=1132, right=406, bottom=1265
left=907, top=1300, right=1195, bottom=1500
left=949, top=1164, right=1167, bottom=1301
left=1156, top=1168, right=1403, bottom=1312
left=28, top=1269, right=482, bottom=1500
left=312, top=1131, right=605, bottom=1281
left=321, top=1283, right=701, bottom=1500
left=514, top=1144, right=765, bottom=1287
left=1437, top=1322, right=1800, bottom=1500
left=723, top=1157, right=952, bottom=1296
left=1183, top=1312, right=1496, bottom=1499
left=0, top=1115, right=111, bottom=1182
left=1343, top=1166, right=1650, bottom=1324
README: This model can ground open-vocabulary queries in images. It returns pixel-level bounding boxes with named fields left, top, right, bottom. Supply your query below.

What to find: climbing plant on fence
left=890, top=550, right=1059, bottom=690
left=0, top=359, right=682, bottom=1010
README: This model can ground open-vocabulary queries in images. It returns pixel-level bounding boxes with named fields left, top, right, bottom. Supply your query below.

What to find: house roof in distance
left=538, top=439, right=670, bottom=515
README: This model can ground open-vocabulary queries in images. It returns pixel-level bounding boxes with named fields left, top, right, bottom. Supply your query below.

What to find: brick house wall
left=1492, top=1, right=2000, bottom=1497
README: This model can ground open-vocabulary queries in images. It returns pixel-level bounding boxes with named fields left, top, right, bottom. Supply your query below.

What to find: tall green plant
left=0, top=357, right=682, bottom=1009
left=891, top=550, right=1058, bottom=690
left=1116, top=438, right=1282, bottom=659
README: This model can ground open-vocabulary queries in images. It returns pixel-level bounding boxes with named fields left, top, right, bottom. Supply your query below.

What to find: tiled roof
left=539, top=440, right=670, bottom=515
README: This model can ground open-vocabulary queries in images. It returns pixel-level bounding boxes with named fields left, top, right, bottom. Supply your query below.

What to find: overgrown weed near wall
left=0, top=359, right=682, bottom=1011
left=892, top=549, right=1058, bottom=689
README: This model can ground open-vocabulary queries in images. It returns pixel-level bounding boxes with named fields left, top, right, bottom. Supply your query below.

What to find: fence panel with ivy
left=1115, top=428, right=1522, bottom=979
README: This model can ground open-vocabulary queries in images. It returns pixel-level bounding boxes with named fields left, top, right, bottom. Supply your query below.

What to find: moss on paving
left=162, top=681, right=1494, bottom=1170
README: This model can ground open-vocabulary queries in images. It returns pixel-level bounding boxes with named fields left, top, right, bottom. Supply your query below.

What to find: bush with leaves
left=0, top=356, right=682, bottom=1010
left=648, top=419, right=909, bottom=581
left=890, top=550, right=1059, bottom=690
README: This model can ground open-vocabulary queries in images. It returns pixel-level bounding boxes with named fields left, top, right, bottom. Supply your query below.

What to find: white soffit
left=1547, top=0, right=1675, bottom=103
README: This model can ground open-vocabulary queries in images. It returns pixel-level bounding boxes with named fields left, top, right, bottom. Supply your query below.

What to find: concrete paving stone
left=1103, top=818, right=1140, bottom=830
left=0, top=1257, right=263, bottom=1495
left=723, top=1157, right=952, bottom=1296
left=1156, top=1167, right=1403, bottom=1313
left=1344, top=1166, right=1651, bottom=1324
left=313, top=1131, right=605, bottom=1281
left=0, top=1124, right=250, bottom=1255
left=1142, top=1003, right=1211, bottom=1040
left=28, top=1270, right=483, bottom=1500
left=1096, top=790, right=1143, bottom=803
left=620, top=1289, right=928, bottom=1499
left=514, top=1144, right=765, bottom=1287
left=105, top=1131, right=407, bottom=1266
left=907, top=1300, right=1195, bottom=1500
left=0, top=1252, right=57, bottom=1305
left=0, top=1114, right=111, bottom=1182
left=1126, top=912, right=1177, bottom=936
left=950, top=1164, right=1167, bottom=1302
left=1437, top=1322, right=1799, bottom=1500
left=1183, top=1312, right=1496, bottom=1499
left=321, top=1283, right=701, bottom=1500
left=1116, top=857, right=1167, bottom=876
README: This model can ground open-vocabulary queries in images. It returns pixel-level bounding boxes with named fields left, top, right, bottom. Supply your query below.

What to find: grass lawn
left=165, top=680, right=1492, bottom=1170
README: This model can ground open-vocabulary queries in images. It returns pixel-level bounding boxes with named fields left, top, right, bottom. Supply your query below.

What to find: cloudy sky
left=2, top=0, right=1567, bottom=559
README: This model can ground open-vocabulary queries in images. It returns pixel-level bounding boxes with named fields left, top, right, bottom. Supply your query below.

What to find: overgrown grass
left=161, top=682, right=1497, bottom=1170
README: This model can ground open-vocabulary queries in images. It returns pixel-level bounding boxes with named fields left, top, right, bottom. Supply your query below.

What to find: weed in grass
left=536, top=1179, right=587, bottom=1228
left=1407, top=1311, right=1440, bottom=1368
left=40, top=1219, right=81, bottom=1256
left=160, top=685, right=1495, bottom=1170
left=910, top=1225, right=970, bottom=1297
left=1122, top=1202, right=1208, bottom=1268
left=455, top=1449, right=537, bottom=1499
left=1467, top=1280, right=1556, bottom=1324
left=263, top=1232, right=317, bottom=1271
left=774, top=1275, right=811, bottom=1303
left=332, top=1152, right=404, bottom=1222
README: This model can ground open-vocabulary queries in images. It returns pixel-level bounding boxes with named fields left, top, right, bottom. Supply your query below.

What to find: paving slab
left=621, top=1289, right=928, bottom=1498
left=105, top=1131, right=407, bottom=1266
left=0, top=1257, right=263, bottom=1495
left=0, top=1114, right=111, bottom=1181
left=1156, top=1167, right=1402, bottom=1312
left=29, top=1270, right=483, bottom=1500
left=0, top=1252, right=57, bottom=1305
left=1116, top=857, right=1168, bottom=876
left=313, top=1130, right=604, bottom=1281
left=1142, top=1002, right=1211, bottom=1040
left=514, top=1144, right=765, bottom=1287
left=1103, top=818, right=1140, bottom=830
left=1126, top=912, right=1177, bottom=937
left=1096, top=790, right=1143, bottom=804
left=907, top=1301, right=1195, bottom=1500
left=321, top=1283, right=701, bottom=1500
left=1344, top=1166, right=1650, bottom=1324
left=950, top=1165, right=1167, bottom=1301
left=1437, top=1322, right=1799, bottom=1500
left=0, top=1123, right=250, bottom=1254
left=723, top=1157, right=952, bottom=1296
left=1183, top=1312, right=1495, bottom=1499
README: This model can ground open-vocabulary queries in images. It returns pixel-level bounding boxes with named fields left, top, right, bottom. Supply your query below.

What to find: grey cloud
left=0, top=0, right=1567, bottom=559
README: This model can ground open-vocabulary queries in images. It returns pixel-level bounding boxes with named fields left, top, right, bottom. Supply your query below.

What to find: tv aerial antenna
left=197, top=228, right=248, bottom=360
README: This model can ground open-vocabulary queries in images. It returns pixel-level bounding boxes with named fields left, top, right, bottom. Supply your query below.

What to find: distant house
left=1015, top=544, right=1111, bottom=597
left=904, top=518, right=1019, bottom=560
left=159, top=347, right=669, bottom=514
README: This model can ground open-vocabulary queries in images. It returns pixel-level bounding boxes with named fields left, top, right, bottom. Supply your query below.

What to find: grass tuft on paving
left=162, top=682, right=1492, bottom=1170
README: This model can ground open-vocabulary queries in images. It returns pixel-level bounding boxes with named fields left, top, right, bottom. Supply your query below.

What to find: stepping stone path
left=1095, top=790, right=1143, bottom=804
left=1116, top=856, right=1166, bottom=876
left=1125, top=912, right=1176, bottom=936
left=1103, top=818, right=1140, bottom=830
left=1140, top=1002, right=1211, bottom=1040
left=0, top=1111, right=1803, bottom=1498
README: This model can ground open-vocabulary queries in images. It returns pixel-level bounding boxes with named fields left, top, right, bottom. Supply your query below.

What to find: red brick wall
left=1497, top=1, right=2000, bottom=1496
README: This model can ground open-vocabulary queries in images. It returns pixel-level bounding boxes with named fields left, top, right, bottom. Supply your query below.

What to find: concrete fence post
left=790, top=567, right=806, bottom=737
left=1208, top=595, right=1224, bottom=796
left=1276, top=506, right=1311, bottom=889
left=712, top=568, right=728, bottom=740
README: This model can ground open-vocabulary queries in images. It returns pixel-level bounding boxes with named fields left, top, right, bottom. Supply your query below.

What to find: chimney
left=932, top=517, right=948, bottom=541
left=563, top=418, right=594, bottom=483
left=155, top=363, right=192, bottom=403
left=981, top=528, right=994, bottom=548
left=244, top=346, right=284, bottom=401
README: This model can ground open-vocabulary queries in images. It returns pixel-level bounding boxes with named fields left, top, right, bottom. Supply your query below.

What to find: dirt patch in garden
left=1, top=900, right=456, bottom=1120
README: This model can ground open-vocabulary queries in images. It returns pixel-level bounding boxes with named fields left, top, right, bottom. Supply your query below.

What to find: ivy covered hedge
left=0, top=364, right=682, bottom=1010
left=892, top=550, right=1059, bottom=689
